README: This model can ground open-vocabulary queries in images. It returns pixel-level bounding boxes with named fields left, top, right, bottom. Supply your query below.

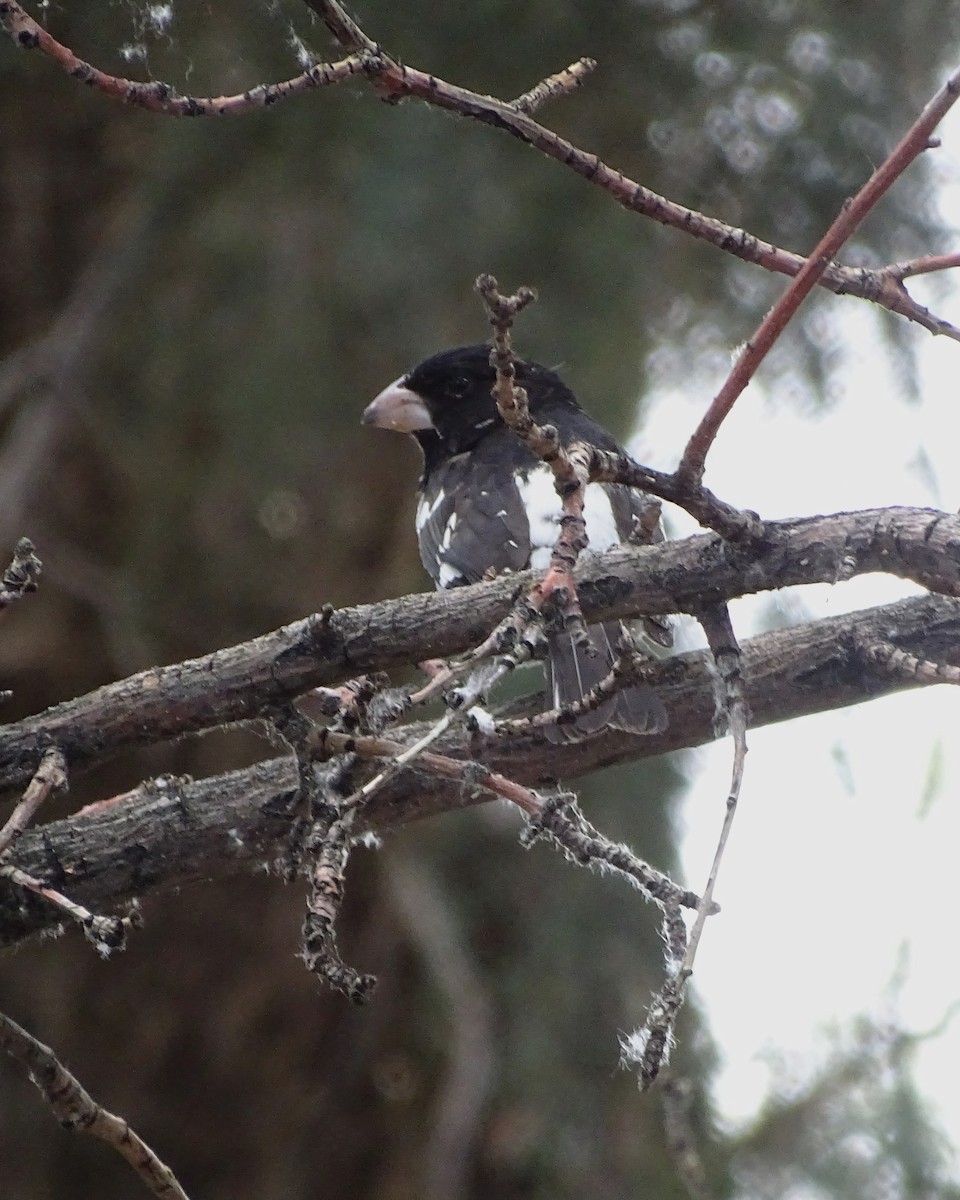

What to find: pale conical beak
left=362, top=378, right=434, bottom=432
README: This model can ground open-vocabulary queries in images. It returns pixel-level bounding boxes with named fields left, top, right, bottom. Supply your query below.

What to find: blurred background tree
left=1, top=1, right=959, bottom=1196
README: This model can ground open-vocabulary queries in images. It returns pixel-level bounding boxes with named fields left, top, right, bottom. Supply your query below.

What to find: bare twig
left=0, top=1009, right=191, bottom=1200
left=621, top=603, right=745, bottom=1090
left=300, top=809, right=377, bottom=1003
left=511, top=57, right=597, bottom=114
left=519, top=792, right=711, bottom=914
left=681, top=603, right=747, bottom=976
left=0, top=0, right=366, bottom=114
left=309, top=720, right=546, bottom=818
left=888, top=251, right=960, bottom=280
left=476, top=274, right=594, bottom=642
left=0, top=744, right=65, bottom=854
left=310, top=0, right=378, bottom=53
left=497, top=641, right=660, bottom=734
left=0, top=862, right=133, bottom=953
left=862, top=638, right=960, bottom=683
left=676, top=64, right=960, bottom=484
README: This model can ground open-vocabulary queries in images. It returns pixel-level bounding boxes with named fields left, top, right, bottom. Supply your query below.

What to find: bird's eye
left=449, top=374, right=470, bottom=397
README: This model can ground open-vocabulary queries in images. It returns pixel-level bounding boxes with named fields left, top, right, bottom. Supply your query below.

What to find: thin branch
left=675, top=64, right=960, bottom=484
left=889, top=251, right=960, bottom=280
left=309, top=726, right=545, bottom=818
left=862, top=638, right=960, bottom=683
left=0, top=862, right=133, bottom=953
left=300, top=809, right=377, bottom=1002
left=0, top=1009, right=191, bottom=1200
left=0, top=743, right=65, bottom=854
left=682, top=603, right=747, bottom=977
left=621, top=603, right=745, bottom=1090
left=310, top=0, right=378, bottom=53
left=511, top=57, right=597, bottom=114
left=313, top=25, right=958, bottom=339
left=497, top=641, right=660, bottom=734
left=0, top=0, right=365, bottom=115
left=7, top=0, right=954, bottom=338
left=476, top=274, right=592, bottom=641
left=519, top=792, right=710, bottom=914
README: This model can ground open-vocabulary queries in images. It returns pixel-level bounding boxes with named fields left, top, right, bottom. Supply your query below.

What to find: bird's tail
left=544, top=621, right=667, bottom=743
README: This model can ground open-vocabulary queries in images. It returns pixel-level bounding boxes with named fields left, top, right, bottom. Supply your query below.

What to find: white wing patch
left=436, top=512, right=460, bottom=587
left=416, top=490, right=446, bottom=536
left=516, top=463, right=619, bottom=569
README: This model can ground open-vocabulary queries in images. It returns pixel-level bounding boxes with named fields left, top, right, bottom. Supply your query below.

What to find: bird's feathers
left=365, top=344, right=671, bottom=739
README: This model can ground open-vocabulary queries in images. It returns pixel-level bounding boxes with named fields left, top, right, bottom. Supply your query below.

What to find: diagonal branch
left=5, top=0, right=957, bottom=336
left=0, top=1009, right=191, bottom=1199
left=676, top=64, right=960, bottom=484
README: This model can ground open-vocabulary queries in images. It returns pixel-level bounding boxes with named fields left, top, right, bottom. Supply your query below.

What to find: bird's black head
left=362, top=343, right=580, bottom=458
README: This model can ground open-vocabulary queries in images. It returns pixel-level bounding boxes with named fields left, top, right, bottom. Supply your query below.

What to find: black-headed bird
left=363, top=344, right=669, bottom=740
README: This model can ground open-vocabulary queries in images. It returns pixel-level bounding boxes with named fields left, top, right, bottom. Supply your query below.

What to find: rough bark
left=1, top=587, right=956, bottom=950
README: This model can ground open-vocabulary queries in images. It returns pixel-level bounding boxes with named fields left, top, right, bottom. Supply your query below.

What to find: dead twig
left=620, top=602, right=745, bottom=1090
left=0, top=0, right=366, bottom=115
left=0, top=862, right=135, bottom=954
left=0, top=743, right=65, bottom=854
left=476, top=274, right=594, bottom=646
left=511, top=56, right=597, bottom=115
left=300, top=808, right=377, bottom=1003
left=0, top=1008, right=190, bottom=1200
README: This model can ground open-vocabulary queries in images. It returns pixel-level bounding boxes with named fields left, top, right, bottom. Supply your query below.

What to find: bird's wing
left=417, top=453, right=532, bottom=589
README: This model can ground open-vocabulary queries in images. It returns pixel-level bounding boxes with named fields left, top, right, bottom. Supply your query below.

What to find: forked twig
left=6, top=0, right=955, bottom=340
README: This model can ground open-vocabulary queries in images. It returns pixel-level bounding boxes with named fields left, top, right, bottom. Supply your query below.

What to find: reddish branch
left=0, top=744, right=65, bottom=854
left=676, top=66, right=960, bottom=484
left=3, top=0, right=958, bottom=337
left=476, top=274, right=594, bottom=641
left=0, top=0, right=365, bottom=115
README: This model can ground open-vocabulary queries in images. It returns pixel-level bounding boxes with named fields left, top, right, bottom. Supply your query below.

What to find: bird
left=362, top=344, right=670, bottom=740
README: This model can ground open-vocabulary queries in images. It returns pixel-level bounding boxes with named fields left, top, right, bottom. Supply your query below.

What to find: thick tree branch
left=0, top=506, right=956, bottom=798
left=1, top=590, right=957, bottom=950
